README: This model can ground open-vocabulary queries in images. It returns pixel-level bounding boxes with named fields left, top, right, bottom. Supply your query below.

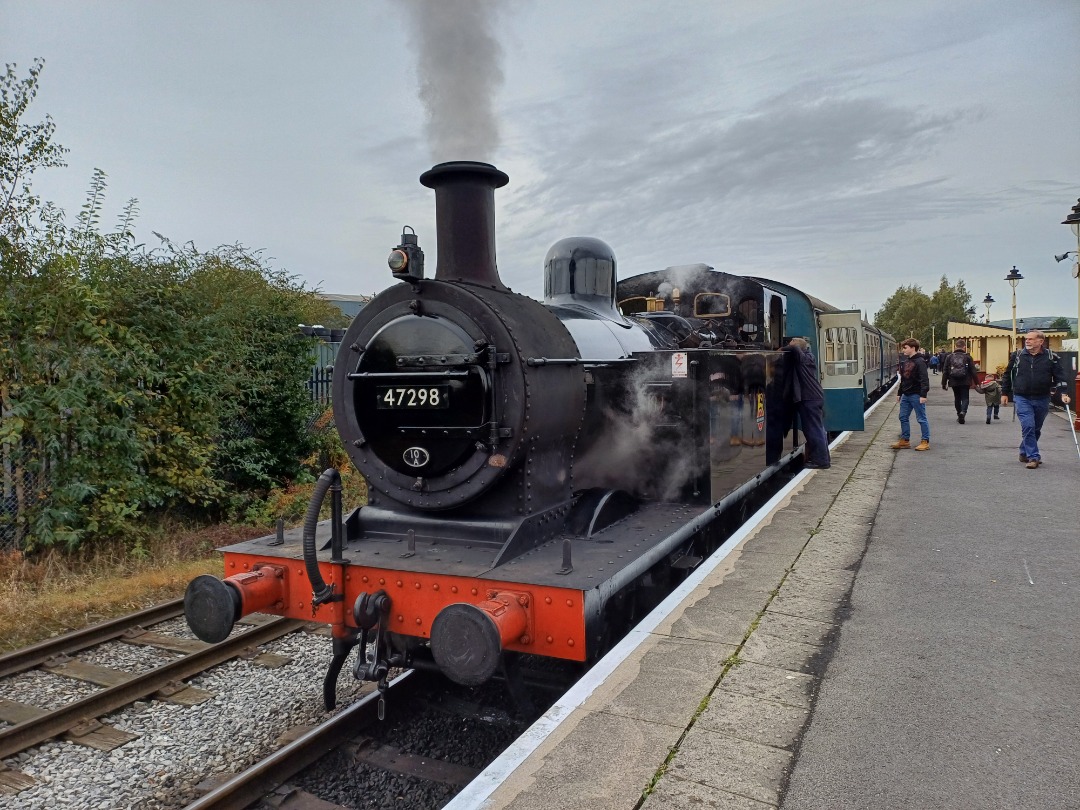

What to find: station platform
left=446, top=389, right=1080, bottom=810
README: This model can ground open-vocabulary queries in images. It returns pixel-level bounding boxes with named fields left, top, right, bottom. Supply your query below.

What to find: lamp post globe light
left=1005, top=265, right=1023, bottom=353
left=1062, top=197, right=1080, bottom=429
left=983, top=293, right=995, bottom=323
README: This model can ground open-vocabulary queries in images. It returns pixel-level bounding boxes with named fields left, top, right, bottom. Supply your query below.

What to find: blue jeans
left=898, top=393, right=929, bottom=442
left=1013, top=394, right=1049, bottom=461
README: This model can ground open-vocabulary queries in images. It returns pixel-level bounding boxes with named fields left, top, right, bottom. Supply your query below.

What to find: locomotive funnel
left=420, top=161, right=509, bottom=289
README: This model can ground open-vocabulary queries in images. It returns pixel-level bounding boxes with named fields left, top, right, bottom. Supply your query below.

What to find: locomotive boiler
left=184, top=162, right=800, bottom=707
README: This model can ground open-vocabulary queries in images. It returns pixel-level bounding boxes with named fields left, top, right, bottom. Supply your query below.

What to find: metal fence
left=0, top=434, right=47, bottom=552
left=308, top=366, right=334, bottom=406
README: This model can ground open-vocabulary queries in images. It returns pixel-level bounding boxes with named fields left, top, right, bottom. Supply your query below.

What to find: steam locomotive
left=184, top=161, right=893, bottom=707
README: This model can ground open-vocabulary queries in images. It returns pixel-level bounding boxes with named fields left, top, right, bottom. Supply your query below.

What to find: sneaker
left=993, top=414, right=1000, bottom=420
left=914, top=440, right=930, bottom=451
left=958, top=413, right=965, bottom=424
left=1019, top=453, right=1028, bottom=463
left=986, top=417, right=991, bottom=424
left=890, top=439, right=911, bottom=449
left=804, top=462, right=831, bottom=469
left=1026, top=459, right=1041, bottom=469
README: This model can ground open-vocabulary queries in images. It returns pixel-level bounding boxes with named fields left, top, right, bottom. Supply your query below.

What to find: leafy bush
left=1, top=60, right=348, bottom=551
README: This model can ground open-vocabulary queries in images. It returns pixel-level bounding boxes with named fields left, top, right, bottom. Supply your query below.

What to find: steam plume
left=400, top=0, right=505, bottom=163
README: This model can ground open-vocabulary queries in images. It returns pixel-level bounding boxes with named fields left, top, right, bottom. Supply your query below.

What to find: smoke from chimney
left=400, top=0, right=505, bottom=163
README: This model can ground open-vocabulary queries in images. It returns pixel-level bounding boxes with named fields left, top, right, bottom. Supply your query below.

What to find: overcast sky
left=5, top=0, right=1079, bottom=322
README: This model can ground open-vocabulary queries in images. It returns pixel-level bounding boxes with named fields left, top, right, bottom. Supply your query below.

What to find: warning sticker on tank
left=671, top=352, right=688, bottom=378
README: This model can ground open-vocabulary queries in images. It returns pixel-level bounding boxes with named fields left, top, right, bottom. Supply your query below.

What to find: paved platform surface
left=466, top=391, right=1080, bottom=810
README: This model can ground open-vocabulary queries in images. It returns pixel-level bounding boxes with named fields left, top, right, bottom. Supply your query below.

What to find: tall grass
left=0, top=523, right=260, bottom=652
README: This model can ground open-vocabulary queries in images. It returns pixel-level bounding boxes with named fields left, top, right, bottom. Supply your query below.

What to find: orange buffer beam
left=209, top=552, right=588, bottom=662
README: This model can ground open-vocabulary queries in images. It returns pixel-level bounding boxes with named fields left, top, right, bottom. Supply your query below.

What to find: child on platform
left=979, top=373, right=1001, bottom=424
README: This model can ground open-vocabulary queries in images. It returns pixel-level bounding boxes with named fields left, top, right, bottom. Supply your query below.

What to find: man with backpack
left=942, top=339, right=978, bottom=423
left=1000, top=330, right=1071, bottom=469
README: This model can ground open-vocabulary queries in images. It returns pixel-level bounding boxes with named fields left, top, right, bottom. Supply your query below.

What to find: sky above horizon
left=4, top=0, right=1079, bottom=322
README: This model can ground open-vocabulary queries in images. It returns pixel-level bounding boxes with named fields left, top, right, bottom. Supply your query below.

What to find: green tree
left=0, top=59, right=68, bottom=243
left=873, top=276, right=972, bottom=352
left=873, top=285, right=931, bottom=344
left=1047, top=316, right=1076, bottom=338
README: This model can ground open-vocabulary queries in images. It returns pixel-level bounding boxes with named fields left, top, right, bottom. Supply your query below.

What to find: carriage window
left=694, top=293, right=731, bottom=317
left=824, top=326, right=859, bottom=375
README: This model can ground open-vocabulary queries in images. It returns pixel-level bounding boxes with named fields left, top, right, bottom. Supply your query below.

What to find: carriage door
left=817, top=311, right=865, bottom=432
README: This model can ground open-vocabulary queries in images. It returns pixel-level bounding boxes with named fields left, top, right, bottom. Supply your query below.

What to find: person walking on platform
left=942, top=339, right=978, bottom=423
left=978, top=373, right=1001, bottom=423
left=891, top=338, right=930, bottom=451
left=1000, top=330, right=1071, bottom=469
left=782, top=336, right=830, bottom=469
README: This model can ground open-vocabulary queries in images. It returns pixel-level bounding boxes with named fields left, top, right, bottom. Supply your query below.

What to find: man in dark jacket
left=891, top=338, right=930, bottom=450
left=942, top=338, right=979, bottom=423
left=1000, top=330, right=1071, bottom=469
left=782, top=337, right=830, bottom=469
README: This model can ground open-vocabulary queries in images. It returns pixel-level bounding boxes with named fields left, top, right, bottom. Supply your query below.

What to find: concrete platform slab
left=664, top=726, right=791, bottom=806
left=640, top=774, right=776, bottom=809
left=717, top=660, right=816, bottom=709
left=696, top=689, right=810, bottom=750
left=603, top=635, right=736, bottom=727
left=751, top=610, right=835, bottom=649
left=738, top=630, right=828, bottom=675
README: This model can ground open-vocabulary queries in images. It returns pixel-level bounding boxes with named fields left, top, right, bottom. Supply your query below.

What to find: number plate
left=376, top=385, right=450, bottom=409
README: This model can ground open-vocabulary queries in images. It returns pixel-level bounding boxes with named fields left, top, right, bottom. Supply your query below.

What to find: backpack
left=947, top=353, right=971, bottom=384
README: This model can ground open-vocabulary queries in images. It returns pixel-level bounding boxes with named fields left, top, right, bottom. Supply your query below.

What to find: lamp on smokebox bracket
left=388, top=225, right=425, bottom=283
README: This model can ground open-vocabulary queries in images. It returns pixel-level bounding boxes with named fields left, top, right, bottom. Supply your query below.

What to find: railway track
left=0, top=598, right=187, bottom=680
left=182, top=670, right=427, bottom=810
left=181, top=666, right=553, bottom=810
left=0, top=606, right=308, bottom=792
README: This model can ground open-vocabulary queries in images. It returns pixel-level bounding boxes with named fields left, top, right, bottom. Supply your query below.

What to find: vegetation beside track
left=0, top=522, right=253, bottom=652
left=0, top=464, right=368, bottom=653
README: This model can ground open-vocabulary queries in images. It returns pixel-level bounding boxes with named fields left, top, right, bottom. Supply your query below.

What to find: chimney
left=419, top=161, right=509, bottom=289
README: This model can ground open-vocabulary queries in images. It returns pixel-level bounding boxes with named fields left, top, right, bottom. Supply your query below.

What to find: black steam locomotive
left=184, top=162, right=813, bottom=706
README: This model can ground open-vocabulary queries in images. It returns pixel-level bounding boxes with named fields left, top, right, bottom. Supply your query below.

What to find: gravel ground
left=2, top=626, right=372, bottom=810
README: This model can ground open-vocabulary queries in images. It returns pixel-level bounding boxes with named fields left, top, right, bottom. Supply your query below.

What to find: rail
left=0, top=616, right=305, bottom=760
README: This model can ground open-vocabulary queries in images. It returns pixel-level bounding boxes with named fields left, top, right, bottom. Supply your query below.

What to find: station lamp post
left=983, top=293, right=995, bottom=323
left=1062, top=198, right=1080, bottom=429
left=1005, top=265, right=1023, bottom=353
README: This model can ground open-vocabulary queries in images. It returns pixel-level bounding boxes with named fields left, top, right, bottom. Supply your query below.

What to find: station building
left=945, top=319, right=1070, bottom=376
